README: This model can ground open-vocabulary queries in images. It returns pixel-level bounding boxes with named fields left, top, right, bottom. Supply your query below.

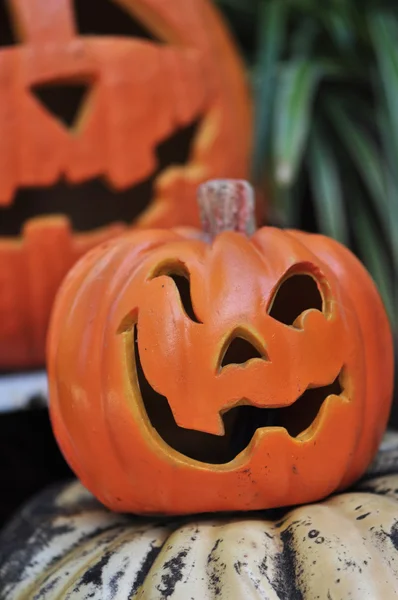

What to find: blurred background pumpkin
left=0, top=0, right=252, bottom=370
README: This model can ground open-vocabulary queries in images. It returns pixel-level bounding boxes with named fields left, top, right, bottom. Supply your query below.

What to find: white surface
left=0, top=371, right=48, bottom=413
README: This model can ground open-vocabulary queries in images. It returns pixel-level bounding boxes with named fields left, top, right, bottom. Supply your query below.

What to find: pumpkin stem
left=198, top=179, right=256, bottom=240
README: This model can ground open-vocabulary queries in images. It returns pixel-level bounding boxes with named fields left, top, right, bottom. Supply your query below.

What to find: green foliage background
left=215, top=0, right=397, bottom=334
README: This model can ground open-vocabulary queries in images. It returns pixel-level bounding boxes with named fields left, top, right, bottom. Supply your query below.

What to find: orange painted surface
left=48, top=192, right=394, bottom=515
left=0, top=0, right=252, bottom=368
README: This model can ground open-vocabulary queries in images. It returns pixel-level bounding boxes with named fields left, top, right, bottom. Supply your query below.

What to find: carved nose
left=221, top=334, right=268, bottom=368
left=30, top=82, right=90, bottom=129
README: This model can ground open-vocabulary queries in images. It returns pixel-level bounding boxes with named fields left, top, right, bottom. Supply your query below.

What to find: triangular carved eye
left=269, top=273, right=324, bottom=325
left=73, top=0, right=163, bottom=42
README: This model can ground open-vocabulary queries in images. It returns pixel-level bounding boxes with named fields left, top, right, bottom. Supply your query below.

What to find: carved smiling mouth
left=132, top=326, right=343, bottom=465
left=0, top=119, right=200, bottom=236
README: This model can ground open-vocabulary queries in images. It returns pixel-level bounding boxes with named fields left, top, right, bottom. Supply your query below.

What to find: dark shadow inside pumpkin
left=133, top=325, right=343, bottom=465
left=268, top=272, right=324, bottom=324
left=0, top=117, right=201, bottom=236
left=0, top=0, right=16, bottom=47
left=0, top=0, right=163, bottom=48
left=73, top=0, right=163, bottom=42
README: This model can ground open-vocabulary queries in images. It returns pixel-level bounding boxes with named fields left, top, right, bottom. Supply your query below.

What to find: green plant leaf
left=369, top=12, right=398, bottom=288
left=352, top=200, right=396, bottom=329
left=322, top=9, right=355, bottom=51
left=325, top=97, right=390, bottom=237
left=272, top=182, right=299, bottom=228
left=377, top=105, right=398, bottom=309
left=308, top=123, right=349, bottom=244
left=213, top=0, right=257, bottom=19
left=272, top=59, right=322, bottom=187
left=290, top=18, right=319, bottom=57
left=368, top=12, right=398, bottom=147
left=252, top=0, right=287, bottom=183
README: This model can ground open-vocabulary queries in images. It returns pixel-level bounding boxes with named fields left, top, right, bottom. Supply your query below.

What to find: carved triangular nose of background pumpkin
left=30, top=83, right=90, bottom=129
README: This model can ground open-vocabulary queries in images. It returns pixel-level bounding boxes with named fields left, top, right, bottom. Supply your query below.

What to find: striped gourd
left=1, top=433, right=398, bottom=599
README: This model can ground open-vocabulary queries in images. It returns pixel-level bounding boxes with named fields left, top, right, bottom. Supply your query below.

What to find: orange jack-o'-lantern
left=0, top=0, right=251, bottom=369
left=48, top=180, right=393, bottom=515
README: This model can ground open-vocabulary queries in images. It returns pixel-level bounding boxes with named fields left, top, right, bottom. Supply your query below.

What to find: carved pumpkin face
left=0, top=0, right=251, bottom=368
left=48, top=181, right=394, bottom=515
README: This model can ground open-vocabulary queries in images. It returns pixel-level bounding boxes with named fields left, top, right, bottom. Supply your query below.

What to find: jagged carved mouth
left=0, top=119, right=200, bottom=236
left=132, top=325, right=343, bottom=465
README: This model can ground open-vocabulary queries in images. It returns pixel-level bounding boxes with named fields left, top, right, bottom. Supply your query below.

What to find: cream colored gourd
left=1, top=432, right=398, bottom=599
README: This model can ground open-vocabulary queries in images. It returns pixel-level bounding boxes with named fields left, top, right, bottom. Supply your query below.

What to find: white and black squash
left=1, top=433, right=398, bottom=599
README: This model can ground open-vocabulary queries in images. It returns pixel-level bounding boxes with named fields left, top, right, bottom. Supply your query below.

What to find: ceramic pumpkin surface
left=0, top=0, right=251, bottom=369
left=47, top=180, right=394, bottom=515
left=2, top=434, right=398, bottom=600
